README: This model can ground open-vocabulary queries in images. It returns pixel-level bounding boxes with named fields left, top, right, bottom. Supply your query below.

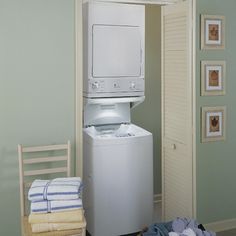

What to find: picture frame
left=201, top=60, right=226, bottom=96
left=201, top=15, right=225, bottom=50
left=201, top=106, right=226, bottom=143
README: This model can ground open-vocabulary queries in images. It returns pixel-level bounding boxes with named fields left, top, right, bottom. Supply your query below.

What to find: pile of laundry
left=142, top=218, right=216, bottom=236
left=28, top=177, right=86, bottom=233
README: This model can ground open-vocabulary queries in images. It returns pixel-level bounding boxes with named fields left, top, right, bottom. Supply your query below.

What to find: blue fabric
left=143, top=221, right=172, bottom=236
left=172, top=218, right=198, bottom=233
left=143, top=218, right=216, bottom=236
left=172, top=218, right=216, bottom=236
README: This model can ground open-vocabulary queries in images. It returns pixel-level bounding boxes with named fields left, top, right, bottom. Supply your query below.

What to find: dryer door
left=92, top=25, right=142, bottom=78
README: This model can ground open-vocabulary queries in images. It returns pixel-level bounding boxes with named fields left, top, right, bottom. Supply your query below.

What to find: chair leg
left=71, top=228, right=86, bottom=236
left=82, top=227, right=86, bottom=236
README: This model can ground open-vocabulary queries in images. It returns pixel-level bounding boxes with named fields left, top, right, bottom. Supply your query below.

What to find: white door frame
left=75, top=0, right=196, bottom=218
left=75, top=0, right=83, bottom=177
left=83, top=0, right=178, bottom=5
left=192, top=0, right=197, bottom=219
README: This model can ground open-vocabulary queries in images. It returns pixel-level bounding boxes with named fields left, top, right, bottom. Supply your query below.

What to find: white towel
left=169, top=232, right=179, bottom=236
left=31, top=198, right=83, bottom=214
left=169, top=228, right=196, bottom=236
left=28, top=177, right=82, bottom=201
left=182, top=228, right=196, bottom=236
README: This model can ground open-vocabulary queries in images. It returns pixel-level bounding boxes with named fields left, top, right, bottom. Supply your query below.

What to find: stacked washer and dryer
left=82, top=2, right=153, bottom=236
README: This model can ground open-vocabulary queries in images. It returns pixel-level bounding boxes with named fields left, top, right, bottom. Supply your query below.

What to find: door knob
left=171, top=144, right=176, bottom=150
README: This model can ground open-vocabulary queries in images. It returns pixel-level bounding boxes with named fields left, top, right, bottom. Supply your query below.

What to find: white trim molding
left=205, top=218, right=236, bottom=233
left=83, top=0, right=178, bottom=5
left=192, top=0, right=197, bottom=219
left=75, top=0, right=83, bottom=177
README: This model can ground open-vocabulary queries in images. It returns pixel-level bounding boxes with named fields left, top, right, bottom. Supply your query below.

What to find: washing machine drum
left=87, top=124, right=135, bottom=138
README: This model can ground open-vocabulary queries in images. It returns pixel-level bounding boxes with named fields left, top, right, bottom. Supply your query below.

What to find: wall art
left=201, top=106, right=226, bottom=142
left=201, top=15, right=225, bottom=50
left=201, top=60, right=226, bottom=96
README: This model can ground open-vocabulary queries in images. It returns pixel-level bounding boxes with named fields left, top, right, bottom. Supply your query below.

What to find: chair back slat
left=23, top=156, right=68, bottom=164
left=18, top=141, right=71, bottom=217
left=22, top=144, right=68, bottom=153
left=24, top=167, right=68, bottom=176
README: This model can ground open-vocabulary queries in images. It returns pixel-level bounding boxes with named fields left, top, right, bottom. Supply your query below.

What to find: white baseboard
left=205, top=218, right=236, bottom=232
left=154, top=194, right=162, bottom=204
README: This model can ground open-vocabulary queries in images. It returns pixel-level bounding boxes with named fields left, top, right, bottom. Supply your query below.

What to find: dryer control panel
left=86, top=78, right=144, bottom=98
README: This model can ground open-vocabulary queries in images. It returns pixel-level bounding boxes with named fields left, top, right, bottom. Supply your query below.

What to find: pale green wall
left=0, top=0, right=75, bottom=235
left=5, top=0, right=236, bottom=232
left=196, top=0, right=236, bottom=223
left=131, top=5, right=161, bottom=194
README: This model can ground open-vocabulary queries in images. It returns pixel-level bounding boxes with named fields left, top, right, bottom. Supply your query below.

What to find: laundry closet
left=75, top=0, right=196, bottom=235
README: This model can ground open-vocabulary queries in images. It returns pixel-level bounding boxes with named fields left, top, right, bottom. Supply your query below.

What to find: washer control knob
left=113, top=83, right=120, bottom=88
left=92, top=82, right=99, bottom=90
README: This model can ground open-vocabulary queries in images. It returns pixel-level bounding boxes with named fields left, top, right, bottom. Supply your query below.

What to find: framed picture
left=201, top=15, right=225, bottom=50
left=201, top=106, right=226, bottom=142
left=201, top=61, right=226, bottom=96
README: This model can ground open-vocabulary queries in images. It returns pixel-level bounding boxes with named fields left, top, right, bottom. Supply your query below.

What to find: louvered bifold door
left=162, top=0, right=193, bottom=221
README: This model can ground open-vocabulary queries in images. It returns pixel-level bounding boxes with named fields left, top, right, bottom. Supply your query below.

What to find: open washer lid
left=83, top=97, right=144, bottom=127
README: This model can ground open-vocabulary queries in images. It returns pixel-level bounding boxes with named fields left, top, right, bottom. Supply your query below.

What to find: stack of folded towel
left=28, top=177, right=85, bottom=233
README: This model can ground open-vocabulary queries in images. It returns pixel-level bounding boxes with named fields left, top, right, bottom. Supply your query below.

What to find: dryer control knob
left=92, top=82, right=99, bottom=90
left=130, top=82, right=136, bottom=89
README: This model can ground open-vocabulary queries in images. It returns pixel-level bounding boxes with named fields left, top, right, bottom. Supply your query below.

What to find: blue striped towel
left=28, top=177, right=82, bottom=201
left=31, top=198, right=83, bottom=214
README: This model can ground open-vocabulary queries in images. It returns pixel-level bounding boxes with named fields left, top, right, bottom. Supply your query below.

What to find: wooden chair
left=18, top=141, right=86, bottom=236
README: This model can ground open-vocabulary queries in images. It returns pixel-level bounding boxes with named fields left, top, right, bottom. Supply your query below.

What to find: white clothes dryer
left=83, top=2, right=145, bottom=98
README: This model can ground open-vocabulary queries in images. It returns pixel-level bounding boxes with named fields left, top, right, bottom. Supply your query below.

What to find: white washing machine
left=83, top=101, right=153, bottom=236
